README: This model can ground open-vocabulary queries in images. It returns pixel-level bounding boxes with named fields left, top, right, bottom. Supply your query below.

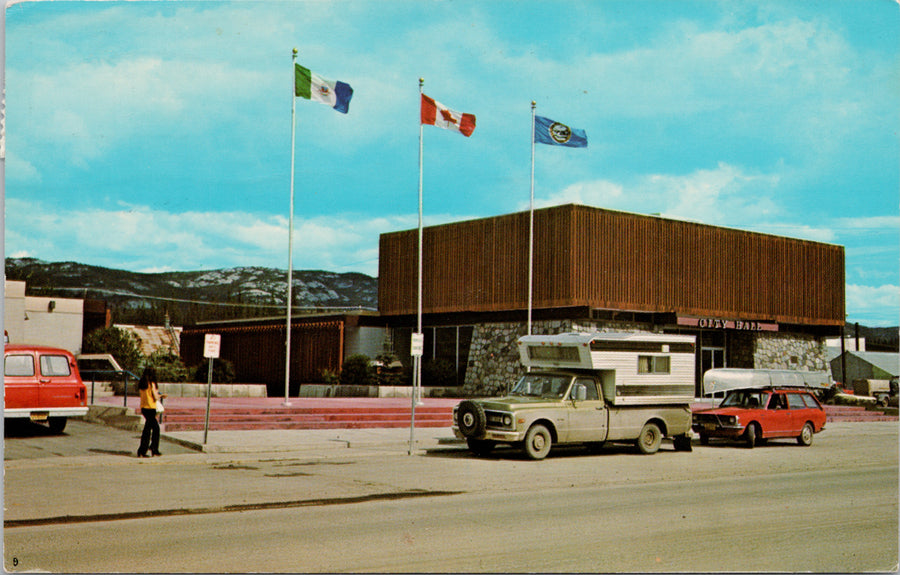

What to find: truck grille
left=484, top=410, right=513, bottom=429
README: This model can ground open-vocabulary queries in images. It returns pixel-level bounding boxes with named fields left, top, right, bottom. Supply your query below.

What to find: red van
left=4, top=344, right=88, bottom=432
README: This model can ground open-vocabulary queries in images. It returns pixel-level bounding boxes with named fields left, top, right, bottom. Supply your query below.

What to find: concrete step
left=159, top=406, right=454, bottom=431
left=825, top=405, right=898, bottom=422
left=162, top=419, right=450, bottom=431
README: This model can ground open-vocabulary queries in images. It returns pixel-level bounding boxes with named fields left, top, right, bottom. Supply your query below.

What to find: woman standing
left=137, top=367, right=165, bottom=457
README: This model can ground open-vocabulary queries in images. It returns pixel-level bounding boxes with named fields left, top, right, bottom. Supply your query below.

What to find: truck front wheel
left=523, top=424, right=552, bottom=460
left=467, top=438, right=495, bottom=456
left=636, top=422, right=662, bottom=454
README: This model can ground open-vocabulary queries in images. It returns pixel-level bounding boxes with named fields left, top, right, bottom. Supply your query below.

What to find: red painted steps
left=161, top=406, right=453, bottom=431
left=824, top=405, right=898, bottom=422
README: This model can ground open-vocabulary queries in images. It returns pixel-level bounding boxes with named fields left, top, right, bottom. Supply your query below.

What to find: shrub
left=145, top=348, right=189, bottom=382
left=191, top=358, right=236, bottom=383
left=374, top=353, right=405, bottom=386
left=82, top=326, right=143, bottom=374
left=320, top=368, right=340, bottom=385
left=422, top=358, right=457, bottom=387
left=340, top=354, right=375, bottom=386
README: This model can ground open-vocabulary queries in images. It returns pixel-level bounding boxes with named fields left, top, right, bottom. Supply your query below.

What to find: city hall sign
left=676, top=316, right=778, bottom=332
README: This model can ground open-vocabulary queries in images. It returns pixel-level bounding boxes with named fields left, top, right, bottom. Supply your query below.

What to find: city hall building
left=378, top=203, right=845, bottom=396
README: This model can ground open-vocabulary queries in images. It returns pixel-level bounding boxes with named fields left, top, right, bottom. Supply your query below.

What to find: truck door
left=565, top=378, right=608, bottom=443
left=4, top=350, right=39, bottom=409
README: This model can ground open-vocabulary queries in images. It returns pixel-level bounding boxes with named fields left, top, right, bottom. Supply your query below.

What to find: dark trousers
left=139, top=408, right=160, bottom=455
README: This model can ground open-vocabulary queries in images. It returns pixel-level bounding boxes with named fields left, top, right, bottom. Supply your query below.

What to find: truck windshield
left=510, top=374, right=571, bottom=399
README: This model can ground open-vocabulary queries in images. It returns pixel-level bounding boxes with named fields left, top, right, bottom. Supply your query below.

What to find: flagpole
left=284, top=48, right=298, bottom=407
left=410, top=77, right=425, bottom=455
left=528, top=101, right=536, bottom=338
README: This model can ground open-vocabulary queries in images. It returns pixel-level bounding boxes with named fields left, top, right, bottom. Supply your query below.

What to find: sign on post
left=202, top=333, right=221, bottom=444
left=411, top=332, right=424, bottom=357
left=204, top=333, right=221, bottom=358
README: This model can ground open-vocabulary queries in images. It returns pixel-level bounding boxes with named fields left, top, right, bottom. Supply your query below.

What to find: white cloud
left=4, top=198, right=412, bottom=277
left=537, top=162, right=784, bottom=228
left=846, top=284, right=900, bottom=327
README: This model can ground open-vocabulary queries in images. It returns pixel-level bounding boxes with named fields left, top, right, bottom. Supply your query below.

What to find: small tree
left=340, top=354, right=375, bottom=386
left=145, top=348, right=189, bottom=382
left=82, top=326, right=143, bottom=374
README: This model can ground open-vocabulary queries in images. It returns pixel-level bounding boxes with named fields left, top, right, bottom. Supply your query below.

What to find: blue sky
left=4, top=0, right=899, bottom=326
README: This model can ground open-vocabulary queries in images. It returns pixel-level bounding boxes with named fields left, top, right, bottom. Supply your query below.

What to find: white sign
left=410, top=332, right=424, bottom=357
left=203, top=333, right=221, bottom=358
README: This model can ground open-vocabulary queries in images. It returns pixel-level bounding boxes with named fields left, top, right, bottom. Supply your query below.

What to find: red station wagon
left=693, top=387, right=827, bottom=448
left=4, top=344, right=88, bottom=433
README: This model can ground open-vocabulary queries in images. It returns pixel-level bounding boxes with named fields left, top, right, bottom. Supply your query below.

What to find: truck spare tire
left=457, top=400, right=486, bottom=437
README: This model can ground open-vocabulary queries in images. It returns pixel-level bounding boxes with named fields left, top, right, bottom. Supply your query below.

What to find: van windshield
left=510, top=374, right=571, bottom=399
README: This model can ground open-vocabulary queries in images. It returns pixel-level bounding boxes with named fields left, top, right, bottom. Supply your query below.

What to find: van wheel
left=636, top=422, right=662, bottom=454
left=48, top=417, right=67, bottom=434
left=524, top=424, right=551, bottom=460
left=745, top=422, right=760, bottom=448
left=797, top=422, right=814, bottom=446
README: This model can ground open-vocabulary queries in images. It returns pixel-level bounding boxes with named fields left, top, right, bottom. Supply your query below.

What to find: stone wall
left=462, top=319, right=657, bottom=397
left=461, top=319, right=830, bottom=397
left=753, top=332, right=829, bottom=372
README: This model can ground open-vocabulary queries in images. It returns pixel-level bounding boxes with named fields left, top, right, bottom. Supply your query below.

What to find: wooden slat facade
left=378, top=204, right=844, bottom=326
left=181, top=319, right=344, bottom=395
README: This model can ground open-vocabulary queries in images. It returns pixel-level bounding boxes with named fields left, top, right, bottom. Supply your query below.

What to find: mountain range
left=5, top=258, right=378, bottom=325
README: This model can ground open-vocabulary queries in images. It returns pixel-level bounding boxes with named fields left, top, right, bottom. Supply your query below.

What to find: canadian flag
left=420, top=94, right=476, bottom=137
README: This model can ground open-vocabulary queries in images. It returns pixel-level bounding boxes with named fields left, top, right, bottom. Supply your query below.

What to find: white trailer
left=517, top=332, right=696, bottom=405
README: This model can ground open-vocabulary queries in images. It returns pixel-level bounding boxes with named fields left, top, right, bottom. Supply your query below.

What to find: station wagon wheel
left=457, top=401, right=486, bottom=438
left=745, top=422, right=759, bottom=449
left=524, top=424, right=552, bottom=460
left=797, top=422, right=814, bottom=446
left=636, top=422, right=662, bottom=454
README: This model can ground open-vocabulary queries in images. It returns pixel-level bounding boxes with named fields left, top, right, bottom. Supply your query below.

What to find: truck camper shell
left=517, top=332, right=696, bottom=405
left=702, top=368, right=832, bottom=398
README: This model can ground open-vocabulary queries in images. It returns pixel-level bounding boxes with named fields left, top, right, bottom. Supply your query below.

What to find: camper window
left=638, top=355, right=670, bottom=374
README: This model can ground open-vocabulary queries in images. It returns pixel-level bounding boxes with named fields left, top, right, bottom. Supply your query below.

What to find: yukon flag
left=295, top=63, right=353, bottom=114
left=421, top=94, right=476, bottom=137
left=534, top=115, right=587, bottom=148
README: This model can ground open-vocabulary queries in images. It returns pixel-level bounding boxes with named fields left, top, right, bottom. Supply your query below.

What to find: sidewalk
left=91, top=395, right=463, bottom=454
left=162, top=426, right=463, bottom=454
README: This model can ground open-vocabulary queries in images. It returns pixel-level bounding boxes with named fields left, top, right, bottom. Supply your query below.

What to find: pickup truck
left=453, top=332, right=696, bottom=459
left=4, top=344, right=88, bottom=433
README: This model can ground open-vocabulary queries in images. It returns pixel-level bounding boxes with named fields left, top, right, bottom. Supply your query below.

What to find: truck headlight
left=503, top=415, right=512, bottom=426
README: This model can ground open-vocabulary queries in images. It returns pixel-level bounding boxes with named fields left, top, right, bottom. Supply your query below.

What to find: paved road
left=4, top=420, right=898, bottom=572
